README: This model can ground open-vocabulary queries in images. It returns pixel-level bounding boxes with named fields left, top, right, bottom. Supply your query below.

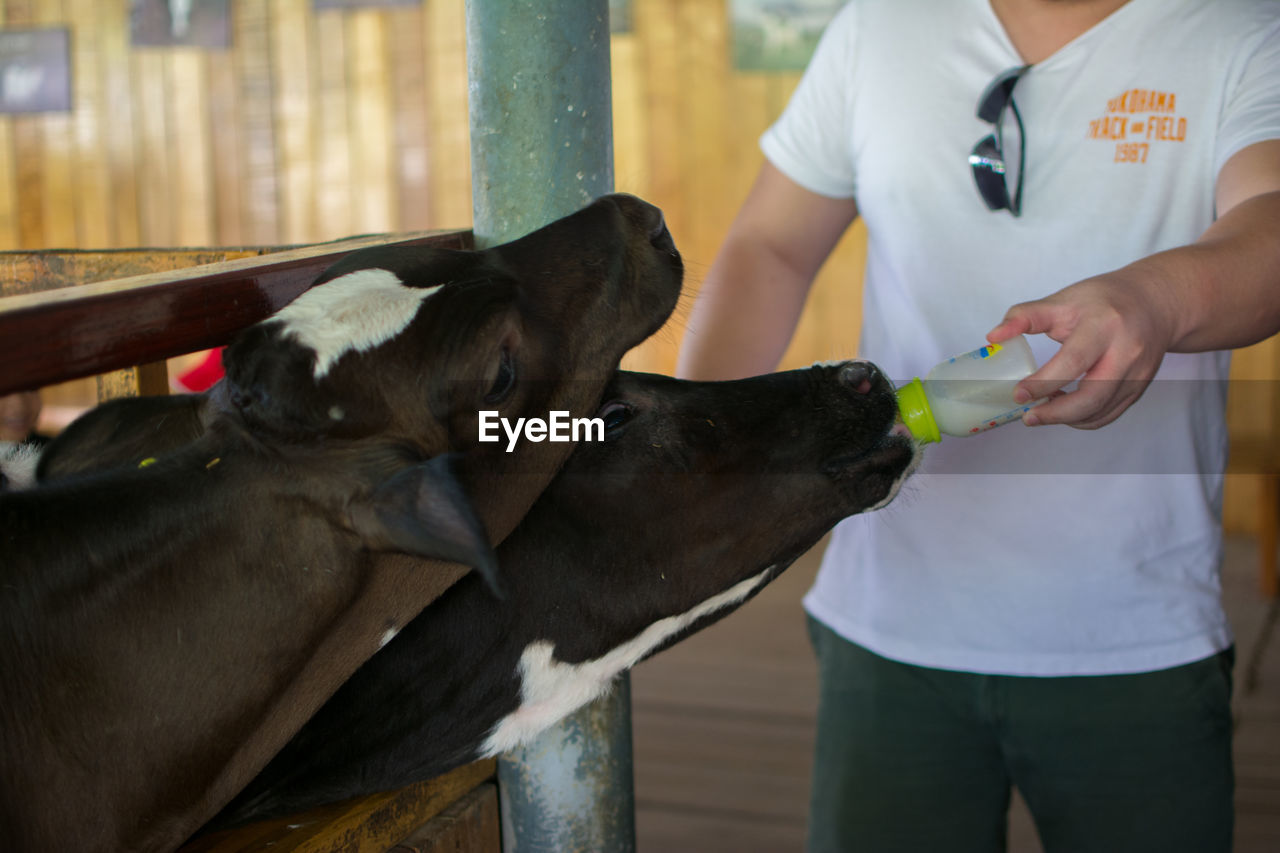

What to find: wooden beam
left=0, top=230, right=470, bottom=396
left=387, top=783, right=500, bottom=853
left=179, top=760, right=496, bottom=853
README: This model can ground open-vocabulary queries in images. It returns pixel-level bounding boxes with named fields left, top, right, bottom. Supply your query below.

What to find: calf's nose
left=611, top=193, right=670, bottom=244
left=648, top=208, right=668, bottom=241
left=838, top=361, right=880, bottom=395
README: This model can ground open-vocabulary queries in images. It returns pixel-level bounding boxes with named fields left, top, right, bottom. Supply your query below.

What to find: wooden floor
left=632, top=534, right=1280, bottom=852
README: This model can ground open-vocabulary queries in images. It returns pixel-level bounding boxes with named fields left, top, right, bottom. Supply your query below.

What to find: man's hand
left=987, top=269, right=1179, bottom=429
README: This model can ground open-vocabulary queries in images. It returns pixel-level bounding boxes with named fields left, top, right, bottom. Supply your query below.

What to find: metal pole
left=465, top=3, right=636, bottom=852
left=466, top=0, right=615, bottom=250
left=495, top=677, right=637, bottom=853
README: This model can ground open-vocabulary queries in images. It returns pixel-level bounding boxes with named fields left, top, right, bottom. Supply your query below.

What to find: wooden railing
left=0, top=232, right=469, bottom=397
left=181, top=761, right=499, bottom=853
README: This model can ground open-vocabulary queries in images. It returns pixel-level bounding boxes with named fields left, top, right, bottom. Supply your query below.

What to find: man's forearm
left=1152, top=189, right=1280, bottom=354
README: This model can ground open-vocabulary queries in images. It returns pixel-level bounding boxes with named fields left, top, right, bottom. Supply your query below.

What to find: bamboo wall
left=0, top=0, right=1271, bottom=532
left=0, top=0, right=474, bottom=249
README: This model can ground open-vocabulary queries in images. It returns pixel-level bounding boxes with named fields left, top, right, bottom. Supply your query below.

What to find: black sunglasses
left=969, top=65, right=1030, bottom=217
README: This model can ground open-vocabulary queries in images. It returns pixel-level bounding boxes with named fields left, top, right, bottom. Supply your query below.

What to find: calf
left=0, top=194, right=681, bottom=853
left=201, top=362, right=918, bottom=832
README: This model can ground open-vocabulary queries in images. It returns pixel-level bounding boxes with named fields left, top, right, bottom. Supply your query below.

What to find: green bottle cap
left=896, top=377, right=940, bottom=444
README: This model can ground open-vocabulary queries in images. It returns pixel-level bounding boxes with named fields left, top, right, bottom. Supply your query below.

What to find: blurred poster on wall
left=131, top=0, right=231, bottom=48
left=0, top=28, right=70, bottom=114
left=730, top=0, right=843, bottom=71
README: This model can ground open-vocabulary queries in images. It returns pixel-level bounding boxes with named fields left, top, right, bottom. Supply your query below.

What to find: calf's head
left=496, top=361, right=918, bottom=675
left=224, top=193, right=679, bottom=461
left=482, top=361, right=919, bottom=759
left=222, top=194, right=679, bottom=572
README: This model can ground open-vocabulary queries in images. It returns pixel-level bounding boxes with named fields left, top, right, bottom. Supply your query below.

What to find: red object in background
left=175, top=348, right=225, bottom=392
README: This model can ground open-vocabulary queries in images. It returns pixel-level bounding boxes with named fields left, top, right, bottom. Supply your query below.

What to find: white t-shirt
left=761, top=0, right=1280, bottom=675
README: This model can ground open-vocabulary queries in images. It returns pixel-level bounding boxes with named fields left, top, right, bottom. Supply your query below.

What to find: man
left=677, top=1, right=1280, bottom=850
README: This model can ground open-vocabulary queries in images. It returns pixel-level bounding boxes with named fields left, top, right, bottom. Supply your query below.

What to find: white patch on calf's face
left=479, top=566, right=776, bottom=757
left=273, top=268, right=441, bottom=378
left=867, top=434, right=921, bottom=513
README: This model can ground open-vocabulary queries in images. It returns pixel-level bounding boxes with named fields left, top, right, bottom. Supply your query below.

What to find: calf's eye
left=485, top=347, right=516, bottom=404
left=596, top=401, right=633, bottom=436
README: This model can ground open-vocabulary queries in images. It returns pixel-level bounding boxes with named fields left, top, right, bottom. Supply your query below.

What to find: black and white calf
left=202, top=362, right=918, bottom=832
left=0, top=194, right=682, bottom=853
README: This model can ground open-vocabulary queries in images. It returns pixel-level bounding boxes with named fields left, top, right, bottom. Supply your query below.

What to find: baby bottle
left=896, top=335, right=1040, bottom=443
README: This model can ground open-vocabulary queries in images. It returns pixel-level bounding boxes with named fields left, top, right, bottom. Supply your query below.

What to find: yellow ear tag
left=138, top=457, right=158, bottom=468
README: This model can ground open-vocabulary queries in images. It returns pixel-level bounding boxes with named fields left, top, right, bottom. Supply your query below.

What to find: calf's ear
left=350, top=454, right=503, bottom=598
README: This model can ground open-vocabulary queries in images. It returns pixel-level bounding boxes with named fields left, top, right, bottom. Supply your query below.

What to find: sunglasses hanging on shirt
left=969, top=65, right=1031, bottom=217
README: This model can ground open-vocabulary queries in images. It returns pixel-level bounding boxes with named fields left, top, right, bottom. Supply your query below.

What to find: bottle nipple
left=896, top=377, right=940, bottom=444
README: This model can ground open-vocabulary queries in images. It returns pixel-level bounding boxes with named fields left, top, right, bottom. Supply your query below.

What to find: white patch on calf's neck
left=479, top=566, right=776, bottom=757
left=273, top=268, right=440, bottom=378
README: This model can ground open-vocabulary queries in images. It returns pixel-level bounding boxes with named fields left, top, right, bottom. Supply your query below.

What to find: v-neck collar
left=983, top=0, right=1155, bottom=70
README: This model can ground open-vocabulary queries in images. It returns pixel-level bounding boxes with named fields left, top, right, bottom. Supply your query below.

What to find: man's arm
left=988, top=139, right=1280, bottom=429
left=676, top=161, right=858, bottom=381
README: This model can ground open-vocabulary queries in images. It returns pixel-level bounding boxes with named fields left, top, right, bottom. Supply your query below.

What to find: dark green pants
left=806, top=617, right=1234, bottom=853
